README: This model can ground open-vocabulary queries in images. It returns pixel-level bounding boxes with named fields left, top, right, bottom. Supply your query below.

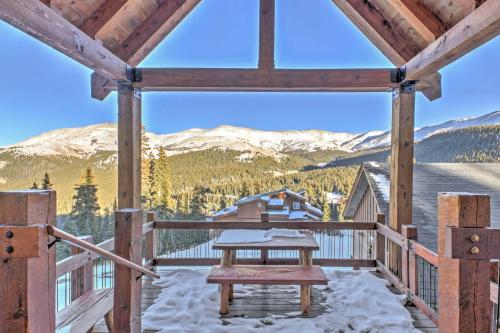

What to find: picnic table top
left=212, top=230, right=319, bottom=250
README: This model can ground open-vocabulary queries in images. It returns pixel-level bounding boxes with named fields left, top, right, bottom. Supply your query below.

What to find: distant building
left=213, top=189, right=323, bottom=222
left=344, top=162, right=500, bottom=252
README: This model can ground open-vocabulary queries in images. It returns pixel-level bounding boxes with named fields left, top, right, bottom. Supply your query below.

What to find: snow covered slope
left=2, top=111, right=498, bottom=157
left=345, top=110, right=500, bottom=151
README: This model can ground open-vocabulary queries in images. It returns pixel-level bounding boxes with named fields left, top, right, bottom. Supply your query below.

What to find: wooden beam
left=91, top=0, right=201, bottom=100
left=389, top=83, right=415, bottom=234
left=399, top=0, right=446, bottom=38
left=330, top=0, right=441, bottom=101
left=438, top=193, right=491, bottom=333
left=96, top=68, right=406, bottom=92
left=259, top=0, right=275, bottom=69
left=118, top=83, right=142, bottom=209
left=114, top=209, right=143, bottom=333
left=78, top=0, right=128, bottom=38
left=0, top=0, right=128, bottom=80
left=0, top=190, right=56, bottom=333
left=404, top=0, right=500, bottom=81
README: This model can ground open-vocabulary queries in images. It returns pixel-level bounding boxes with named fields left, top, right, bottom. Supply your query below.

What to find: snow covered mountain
left=2, top=111, right=498, bottom=158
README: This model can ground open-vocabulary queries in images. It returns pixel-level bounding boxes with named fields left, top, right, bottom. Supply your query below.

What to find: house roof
left=344, top=162, right=500, bottom=252
left=235, top=189, right=306, bottom=206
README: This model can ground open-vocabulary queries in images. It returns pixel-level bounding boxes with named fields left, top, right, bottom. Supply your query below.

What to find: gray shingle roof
left=345, top=163, right=500, bottom=252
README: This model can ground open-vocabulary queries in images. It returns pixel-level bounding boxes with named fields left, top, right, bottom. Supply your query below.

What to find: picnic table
left=207, top=229, right=328, bottom=315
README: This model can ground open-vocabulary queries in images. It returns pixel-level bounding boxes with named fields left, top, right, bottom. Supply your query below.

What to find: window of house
left=257, top=202, right=261, bottom=207
left=292, top=202, right=300, bottom=210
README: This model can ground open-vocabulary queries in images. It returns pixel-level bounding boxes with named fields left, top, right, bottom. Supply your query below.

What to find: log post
left=114, top=209, right=143, bottom=333
left=258, top=0, right=275, bottom=70
left=260, top=212, right=269, bottom=264
left=401, top=225, right=417, bottom=290
left=0, top=190, right=56, bottom=333
left=438, top=192, right=491, bottom=333
left=145, top=212, right=157, bottom=265
left=388, top=83, right=415, bottom=278
left=71, top=235, right=94, bottom=301
left=118, top=83, right=142, bottom=209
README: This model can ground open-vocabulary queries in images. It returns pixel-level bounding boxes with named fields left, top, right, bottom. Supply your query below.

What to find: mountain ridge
left=2, top=111, right=499, bottom=158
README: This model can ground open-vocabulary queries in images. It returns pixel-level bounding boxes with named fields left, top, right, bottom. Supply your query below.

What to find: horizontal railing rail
left=154, top=221, right=377, bottom=230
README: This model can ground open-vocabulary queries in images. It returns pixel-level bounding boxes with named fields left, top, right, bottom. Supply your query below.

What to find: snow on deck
left=142, top=269, right=420, bottom=333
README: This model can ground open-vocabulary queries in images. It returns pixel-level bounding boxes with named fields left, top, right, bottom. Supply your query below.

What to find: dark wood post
left=0, top=190, right=56, bottom=333
left=114, top=208, right=143, bottom=333
left=401, top=225, right=417, bottom=290
left=376, top=213, right=386, bottom=264
left=260, top=212, right=269, bottom=264
left=258, top=0, right=275, bottom=70
left=438, top=193, right=491, bottom=333
left=389, top=83, right=415, bottom=277
left=71, top=235, right=94, bottom=301
left=118, top=82, right=142, bottom=209
left=145, top=212, right=157, bottom=265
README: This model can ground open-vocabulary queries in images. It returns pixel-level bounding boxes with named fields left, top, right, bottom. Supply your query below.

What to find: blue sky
left=0, top=0, right=498, bottom=146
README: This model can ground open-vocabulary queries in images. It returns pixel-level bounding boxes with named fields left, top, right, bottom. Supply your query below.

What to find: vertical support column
left=71, top=235, right=94, bottom=301
left=260, top=212, right=269, bottom=264
left=114, top=209, right=143, bottom=333
left=145, top=212, right=157, bottom=266
left=258, top=0, right=275, bottom=70
left=0, top=190, right=56, bottom=333
left=389, top=83, right=415, bottom=277
left=376, top=213, right=386, bottom=264
left=118, top=82, right=142, bottom=209
left=401, top=225, right=417, bottom=290
left=438, top=193, right=491, bottom=333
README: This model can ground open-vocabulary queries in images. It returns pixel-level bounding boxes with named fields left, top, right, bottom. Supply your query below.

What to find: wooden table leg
left=229, top=250, right=236, bottom=301
left=300, top=285, right=311, bottom=315
left=220, top=284, right=231, bottom=314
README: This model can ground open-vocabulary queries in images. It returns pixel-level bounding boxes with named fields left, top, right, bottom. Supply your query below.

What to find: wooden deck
left=93, top=271, right=437, bottom=333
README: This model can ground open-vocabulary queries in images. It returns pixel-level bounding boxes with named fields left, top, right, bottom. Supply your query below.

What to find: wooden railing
left=2, top=190, right=499, bottom=333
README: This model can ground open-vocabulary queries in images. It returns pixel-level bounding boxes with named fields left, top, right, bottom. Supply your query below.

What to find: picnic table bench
left=207, top=230, right=328, bottom=315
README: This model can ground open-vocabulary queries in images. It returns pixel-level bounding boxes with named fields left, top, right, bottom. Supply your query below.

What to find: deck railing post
left=401, top=225, right=417, bottom=293
left=0, top=190, right=56, bottom=333
left=114, top=208, right=143, bottom=333
left=260, top=213, right=269, bottom=264
left=438, top=192, right=491, bottom=333
left=145, top=212, right=157, bottom=266
left=376, top=213, right=386, bottom=264
left=71, top=235, right=93, bottom=301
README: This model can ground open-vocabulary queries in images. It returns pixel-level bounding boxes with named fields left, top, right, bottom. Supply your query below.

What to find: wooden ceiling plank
left=0, top=0, right=128, bottom=80
left=399, top=0, right=446, bottom=38
left=331, top=0, right=441, bottom=101
left=113, top=0, right=202, bottom=65
left=404, top=0, right=500, bottom=81
left=93, top=68, right=437, bottom=93
left=79, top=0, right=128, bottom=38
left=258, top=0, right=275, bottom=70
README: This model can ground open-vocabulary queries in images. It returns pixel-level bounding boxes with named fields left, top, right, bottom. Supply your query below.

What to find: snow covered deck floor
left=93, top=268, right=437, bottom=333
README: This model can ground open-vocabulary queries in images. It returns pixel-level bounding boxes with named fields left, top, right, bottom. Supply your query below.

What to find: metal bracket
left=48, top=237, right=61, bottom=249
left=0, top=226, right=46, bottom=258
left=400, top=82, right=417, bottom=94
left=390, top=68, right=406, bottom=83
left=126, top=67, right=142, bottom=83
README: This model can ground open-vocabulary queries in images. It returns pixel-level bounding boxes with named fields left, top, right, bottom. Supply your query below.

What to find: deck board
left=93, top=270, right=438, bottom=332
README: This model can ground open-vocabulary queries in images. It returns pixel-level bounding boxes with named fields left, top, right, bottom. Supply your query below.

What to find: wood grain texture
left=0, top=190, right=56, bottom=333
left=0, top=0, right=128, bottom=80
left=258, top=0, right=275, bottom=69
left=79, top=0, right=128, bottom=38
left=113, top=209, right=143, bottom=333
left=118, top=83, right=142, bottom=210
left=71, top=235, right=94, bottom=301
left=207, top=265, right=328, bottom=285
left=404, top=0, right=500, bottom=81
left=437, top=193, right=491, bottom=333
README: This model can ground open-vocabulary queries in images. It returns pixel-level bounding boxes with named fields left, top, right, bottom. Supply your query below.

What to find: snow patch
left=370, top=173, right=390, bottom=201
left=0, top=177, right=6, bottom=184
left=142, top=269, right=419, bottom=333
left=325, top=192, right=343, bottom=204
left=216, top=229, right=306, bottom=244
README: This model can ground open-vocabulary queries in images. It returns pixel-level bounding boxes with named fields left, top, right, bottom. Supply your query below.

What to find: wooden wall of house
left=353, top=187, right=380, bottom=259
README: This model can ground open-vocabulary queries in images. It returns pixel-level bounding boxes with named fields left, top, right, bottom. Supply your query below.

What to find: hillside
left=331, top=125, right=500, bottom=166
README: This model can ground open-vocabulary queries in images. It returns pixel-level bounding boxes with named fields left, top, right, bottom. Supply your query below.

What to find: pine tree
left=67, top=168, right=101, bottom=240
left=156, top=147, right=175, bottom=211
left=190, top=186, right=210, bottom=216
left=41, top=172, right=53, bottom=190
left=141, top=126, right=151, bottom=204
left=322, top=197, right=331, bottom=222
left=31, top=182, right=39, bottom=190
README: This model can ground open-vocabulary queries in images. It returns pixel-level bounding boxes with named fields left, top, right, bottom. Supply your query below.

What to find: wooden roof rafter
left=78, top=0, right=128, bottom=38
